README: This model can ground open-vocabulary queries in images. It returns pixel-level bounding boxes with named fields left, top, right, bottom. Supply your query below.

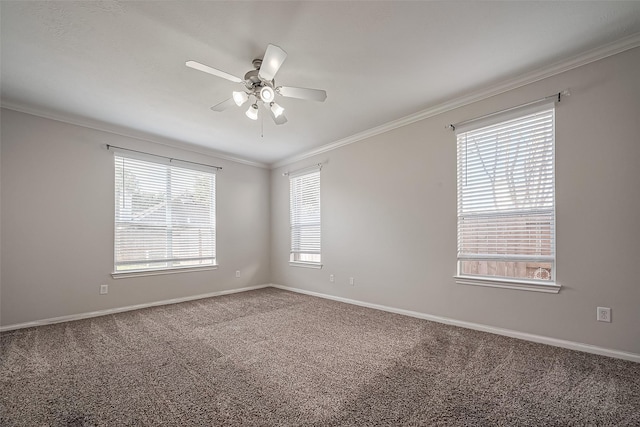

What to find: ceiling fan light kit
left=259, top=86, right=275, bottom=103
left=186, top=44, right=327, bottom=125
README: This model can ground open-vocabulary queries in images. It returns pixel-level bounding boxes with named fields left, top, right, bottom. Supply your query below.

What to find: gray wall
left=271, top=48, right=640, bottom=355
left=1, top=109, right=271, bottom=326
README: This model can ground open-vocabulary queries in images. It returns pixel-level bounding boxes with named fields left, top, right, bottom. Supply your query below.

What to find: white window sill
left=454, top=275, right=560, bottom=294
left=289, top=261, right=323, bottom=269
left=112, top=265, right=218, bottom=279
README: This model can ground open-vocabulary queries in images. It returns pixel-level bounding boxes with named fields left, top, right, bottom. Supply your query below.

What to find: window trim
left=112, top=265, right=218, bottom=279
left=454, top=101, right=559, bottom=293
left=454, top=275, right=560, bottom=293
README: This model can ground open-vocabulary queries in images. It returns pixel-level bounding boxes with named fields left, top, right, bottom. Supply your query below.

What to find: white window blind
left=456, top=104, right=555, bottom=284
left=289, top=170, right=321, bottom=264
left=114, top=154, right=216, bottom=273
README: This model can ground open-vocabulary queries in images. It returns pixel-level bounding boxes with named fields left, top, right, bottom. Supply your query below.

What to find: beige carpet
left=1, top=287, right=639, bottom=426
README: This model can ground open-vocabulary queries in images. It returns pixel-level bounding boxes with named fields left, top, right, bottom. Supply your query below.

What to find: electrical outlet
left=349, top=277, right=355, bottom=286
left=597, top=307, right=611, bottom=323
left=100, top=284, right=108, bottom=295
left=235, top=270, right=241, bottom=278
left=329, top=274, right=334, bottom=283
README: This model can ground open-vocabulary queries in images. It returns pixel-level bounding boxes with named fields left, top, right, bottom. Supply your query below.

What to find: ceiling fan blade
left=186, top=60, right=243, bottom=83
left=258, top=44, right=287, bottom=82
left=210, top=98, right=236, bottom=112
left=277, top=86, right=327, bottom=102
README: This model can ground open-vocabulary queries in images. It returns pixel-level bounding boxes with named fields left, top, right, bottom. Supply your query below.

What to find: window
left=455, top=103, right=557, bottom=292
left=114, top=153, right=216, bottom=274
left=289, top=168, right=321, bottom=267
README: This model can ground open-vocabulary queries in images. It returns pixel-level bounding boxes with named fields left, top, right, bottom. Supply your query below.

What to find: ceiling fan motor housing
left=243, top=62, right=275, bottom=102
left=243, top=69, right=261, bottom=88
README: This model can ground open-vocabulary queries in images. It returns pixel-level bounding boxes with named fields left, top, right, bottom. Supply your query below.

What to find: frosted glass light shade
left=270, top=102, right=285, bottom=118
left=245, top=104, right=259, bottom=120
left=260, top=86, right=275, bottom=102
left=233, top=91, right=249, bottom=106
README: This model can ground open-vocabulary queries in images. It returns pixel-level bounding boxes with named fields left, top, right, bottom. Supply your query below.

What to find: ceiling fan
left=186, top=44, right=327, bottom=125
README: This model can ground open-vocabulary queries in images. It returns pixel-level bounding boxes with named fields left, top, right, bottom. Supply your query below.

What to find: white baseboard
left=269, top=284, right=640, bottom=363
left=0, top=284, right=270, bottom=332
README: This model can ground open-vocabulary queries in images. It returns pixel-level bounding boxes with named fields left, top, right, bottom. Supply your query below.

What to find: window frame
left=288, top=168, right=322, bottom=269
left=111, top=151, right=217, bottom=278
left=453, top=102, right=560, bottom=293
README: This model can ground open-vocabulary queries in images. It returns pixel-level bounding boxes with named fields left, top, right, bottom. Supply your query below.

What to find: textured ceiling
left=2, top=1, right=640, bottom=165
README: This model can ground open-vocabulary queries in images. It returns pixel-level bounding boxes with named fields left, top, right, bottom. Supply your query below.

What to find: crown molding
left=0, top=102, right=270, bottom=169
left=271, top=32, right=640, bottom=169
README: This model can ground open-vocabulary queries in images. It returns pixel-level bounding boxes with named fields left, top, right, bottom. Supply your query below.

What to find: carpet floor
left=1, top=287, right=639, bottom=426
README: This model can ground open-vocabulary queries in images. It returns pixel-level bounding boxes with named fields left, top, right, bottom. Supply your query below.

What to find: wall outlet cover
left=597, top=307, right=611, bottom=323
